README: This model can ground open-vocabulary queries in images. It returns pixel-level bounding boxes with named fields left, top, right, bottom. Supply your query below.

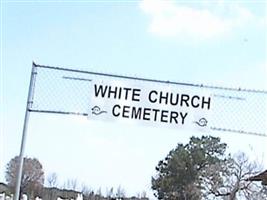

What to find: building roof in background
left=247, top=170, right=267, bottom=185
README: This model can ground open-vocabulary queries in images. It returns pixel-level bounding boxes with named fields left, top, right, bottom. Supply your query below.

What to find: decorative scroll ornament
left=194, top=118, right=208, bottom=127
left=91, top=106, right=107, bottom=115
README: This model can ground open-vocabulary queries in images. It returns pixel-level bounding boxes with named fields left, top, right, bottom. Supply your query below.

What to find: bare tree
left=141, top=191, right=147, bottom=198
left=95, top=187, right=102, bottom=200
left=201, top=152, right=266, bottom=200
left=64, top=178, right=78, bottom=191
left=47, top=172, right=58, bottom=188
left=106, top=187, right=114, bottom=198
left=81, top=184, right=94, bottom=200
left=5, top=156, right=44, bottom=199
left=115, top=186, right=126, bottom=198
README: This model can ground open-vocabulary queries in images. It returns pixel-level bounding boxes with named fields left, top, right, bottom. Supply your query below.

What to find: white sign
left=87, top=79, right=212, bottom=131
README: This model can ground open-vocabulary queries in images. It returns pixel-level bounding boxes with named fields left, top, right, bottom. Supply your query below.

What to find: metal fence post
left=14, top=63, right=37, bottom=200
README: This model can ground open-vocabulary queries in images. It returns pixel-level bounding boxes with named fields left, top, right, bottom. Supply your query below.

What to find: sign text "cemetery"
left=89, top=83, right=211, bottom=127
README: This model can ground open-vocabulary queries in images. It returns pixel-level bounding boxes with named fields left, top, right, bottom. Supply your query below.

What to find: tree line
left=3, top=156, right=147, bottom=200
left=3, top=135, right=267, bottom=199
left=152, top=135, right=267, bottom=199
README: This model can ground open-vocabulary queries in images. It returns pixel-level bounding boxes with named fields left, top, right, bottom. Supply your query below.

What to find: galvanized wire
left=29, top=63, right=267, bottom=137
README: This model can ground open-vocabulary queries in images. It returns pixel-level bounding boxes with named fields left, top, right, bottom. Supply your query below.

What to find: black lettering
left=132, top=89, right=141, bottom=102
left=161, top=110, right=168, bottom=123
left=191, top=95, right=200, bottom=108
left=132, top=107, right=142, bottom=119
left=118, top=87, right=122, bottom=99
left=202, top=97, right=211, bottom=110
left=152, top=109, right=160, bottom=121
left=112, top=104, right=120, bottom=117
left=170, top=93, right=179, bottom=106
left=159, top=92, right=168, bottom=104
left=108, top=86, right=117, bottom=98
left=170, top=111, right=179, bottom=124
left=123, top=88, right=131, bottom=100
left=180, top=112, right=188, bottom=124
left=122, top=105, right=130, bottom=118
left=94, top=84, right=108, bottom=98
left=148, top=90, right=157, bottom=103
left=143, top=108, right=151, bottom=120
left=180, top=94, right=190, bottom=107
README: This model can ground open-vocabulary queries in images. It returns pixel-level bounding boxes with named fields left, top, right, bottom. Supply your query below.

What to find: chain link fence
left=28, top=63, right=267, bottom=137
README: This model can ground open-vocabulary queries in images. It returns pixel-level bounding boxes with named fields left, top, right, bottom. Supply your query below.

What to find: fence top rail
left=33, top=62, right=267, bottom=94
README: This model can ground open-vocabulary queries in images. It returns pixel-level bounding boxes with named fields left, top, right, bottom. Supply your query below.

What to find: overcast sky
left=1, top=0, right=267, bottom=199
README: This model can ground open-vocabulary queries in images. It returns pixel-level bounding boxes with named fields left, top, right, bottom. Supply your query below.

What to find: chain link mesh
left=29, top=64, right=267, bottom=137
